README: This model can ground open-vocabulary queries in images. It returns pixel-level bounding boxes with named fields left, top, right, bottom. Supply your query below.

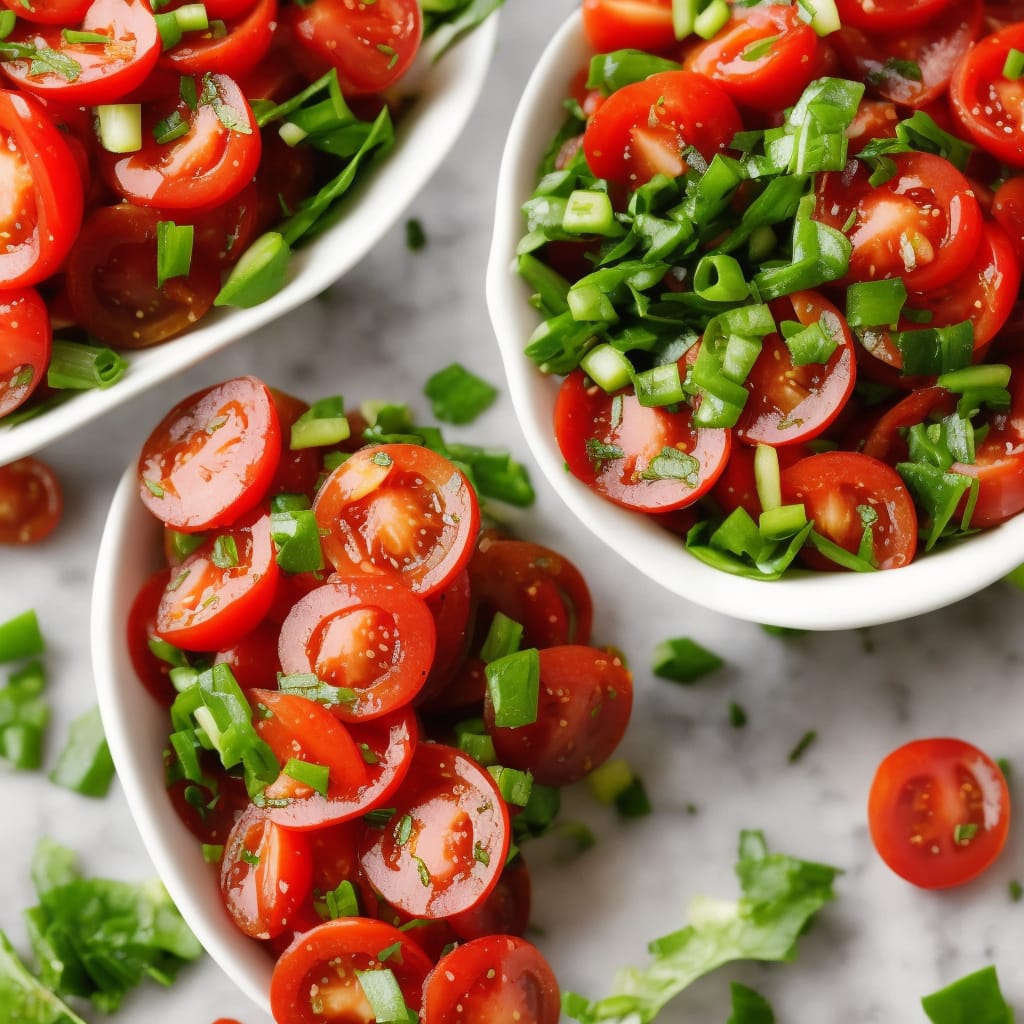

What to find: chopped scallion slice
left=424, top=363, right=497, bottom=424
left=753, top=443, right=781, bottom=513
left=480, top=612, right=523, bottom=664
left=282, top=757, right=329, bottom=796
left=580, top=343, right=633, bottom=393
left=96, top=103, right=142, bottom=153
left=355, top=968, right=408, bottom=1024
left=1004, top=47, right=1024, bottom=80
left=214, top=231, right=292, bottom=309
left=0, top=610, right=44, bottom=663
left=921, top=966, right=1012, bottom=1024
left=487, top=765, right=533, bottom=806
left=47, top=339, right=127, bottom=391
left=485, top=649, right=540, bottom=728
left=291, top=395, right=350, bottom=449
left=156, top=221, right=194, bottom=287
left=48, top=705, right=115, bottom=797
left=652, top=637, right=723, bottom=684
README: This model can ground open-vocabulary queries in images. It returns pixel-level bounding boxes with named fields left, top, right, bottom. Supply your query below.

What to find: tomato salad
left=0, top=0, right=496, bottom=427
left=517, top=0, right=1024, bottom=580
left=127, top=374, right=631, bottom=1024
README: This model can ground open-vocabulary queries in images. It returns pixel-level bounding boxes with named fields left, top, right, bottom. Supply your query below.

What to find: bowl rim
left=484, top=7, right=1024, bottom=631
left=1, top=16, right=499, bottom=468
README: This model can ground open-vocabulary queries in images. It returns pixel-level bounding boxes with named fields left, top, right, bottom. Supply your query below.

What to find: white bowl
left=485, top=9, right=1024, bottom=631
left=92, top=467, right=277, bottom=1012
left=1, top=19, right=497, bottom=467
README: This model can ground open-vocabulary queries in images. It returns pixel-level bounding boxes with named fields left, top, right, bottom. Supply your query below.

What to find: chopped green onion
left=201, top=843, right=224, bottom=863
left=210, top=534, right=238, bottom=569
left=320, top=879, right=359, bottom=920
left=61, top=28, right=111, bottom=43
left=587, top=757, right=633, bottom=804
left=0, top=9, right=15, bottom=37
left=291, top=395, right=350, bottom=449
left=922, top=966, right=1012, bottom=1024
left=634, top=364, right=684, bottom=407
left=0, top=610, right=43, bottom=663
left=846, top=278, right=908, bottom=329
left=614, top=775, right=652, bottom=818
left=96, top=103, right=142, bottom=153
left=671, top=0, right=699, bottom=38
left=580, top=343, right=633, bottom=393
left=692, top=254, right=748, bottom=302
left=740, top=34, right=779, bottom=62
left=277, top=672, right=358, bottom=709
left=156, top=221, right=194, bottom=287
left=937, top=364, right=1012, bottom=393
left=48, top=705, right=115, bottom=797
left=270, top=501, right=324, bottom=574
left=1005, top=48, right=1024, bottom=80
left=693, top=0, right=729, bottom=39
left=485, top=649, right=540, bottom=728
left=652, top=637, right=723, bottom=684
left=154, top=11, right=183, bottom=47
left=586, top=49, right=681, bottom=93
left=46, top=339, right=127, bottom=391
left=796, top=0, right=841, bottom=35
left=759, top=503, right=808, bottom=541
left=753, top=443, right=781, bottom=513
left=783, top=320, right=838, bottom=366
left=214, top=231, right=292, bottom=309
left=788, top=729, right=817, bottom=763
left=480, top=612, right=523, bottom=664
left=487, top=765, right=534, bottom=806
left=729, top=701, right=748, bottom=728
left=424, top=363, right=497, bottom=424
left=562, top=189, right=618, bottom=236
left=173, top=2, right=208, bottom=30
left=456, top=729, right=497, bottom=766
left=405, top=218, right=426, bottom=251
left=355, top=968, right=409, bottom=1024
left=282, top=757, right=329, bottom=796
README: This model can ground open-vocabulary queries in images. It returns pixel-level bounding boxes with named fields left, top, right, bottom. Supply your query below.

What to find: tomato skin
left=282, top=0, right=422, bottom=97
left=126, top=567, right=179, bottom=706
left=555, top=369, right=731, bottom=513
left=0, top=456, right=62, bottom=544
left=313, top=444, right=480, bottom=599
left=993, top=175, right=1024, bottom=264
left=158, top=0, right=275, bottom=78
left=581, top=0, right=675, bottom=54
left=868, top=737, right=1010, bottom=889
left=138, top=375, right=281, bottom=532
left=861, top=387, right=955, bottom=465
left=421, top=935, right=561, bottom=1024
left=582, top=71, right=742, bottom=186
left=0, top=90, right=84, bottom=290
left=0, top=287, right=50, bottom=418
left=684, top=5, right=820, bottom=113
left=836, top=0, right=954, bottom=32
left=0, top=0, right=91, bottom=24
left=448, top=856, right=531, bottom=942
left=211, top=619, right=281, bottom=692
left=270, top=918, right=433, bottom=1024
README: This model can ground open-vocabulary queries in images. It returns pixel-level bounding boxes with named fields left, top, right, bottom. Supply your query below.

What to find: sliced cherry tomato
left=65, top=204, right=223, bottom=349
left=0, top=287, right=50, bottom=418
left=158, top=0, right=276, bottom=80
left=736, top=291, right=857, bottom=446
left=220, top=803, right=313, bottom=939
left=0, top=0, right=161, bottom=105
left=126, top=567, right=179, bottom=706
left=845, top=99, right=900, bottom=155
left=278, top=579, right=436, bottom=722
left=684, top=5, right=820, bottom=112
left=0, top=0, right=91, bottom=24
left=155, top=510, right=280, bottom=651
left=993, top=174, right=1024, bottom=263
left=281, top=0, right=422, bottom=97
left=0, top=90, right=84, bottom=289
left=212, top=619, right=281, bottom=691
left=417, top=569, right=473, bottom=705
left=313, top=444, right=480, bottom=599
left=581, top=0, right=675, bottom=54
left=780, top=451, right=918, bottom=571
left=137, top=375, right=281, bottom=531
left=860, top=387, right=955, bottom=465
left=814, top=152, right=983, bottom=294
left=832, top=0, right=983, bottom=108
left=270, top=918, right=433, bottom=1024
left=267, top=388, right=322, bottom=499
left=166, top=763, right=249, bottom=844
left=836, top=0, right=953, bottom=32
left=0, top=456, right=62, bottom=544
left=950, top=21, right=1024, bottom=167
left=100, top=74, right=260, bottom=209
left=485, top=645, right=633, bottom=788
left=555, top=369, right=731, bottom=513
left=582, top=71, right=742, bottom=187
left=448, top=855, right=532, bottom=942
left=358, top=742, right=510, bottom=919
left=421, top=935, right=561, bottom=1024
left=868, top=737, right=1010, bottom=889
left=710, top=441, right=811, bottom=519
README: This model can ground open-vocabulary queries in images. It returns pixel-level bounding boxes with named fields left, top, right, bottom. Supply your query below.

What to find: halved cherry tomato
left=270, top=918, right=433, bottom=1024
left=65, top=204, right=223, bottom=349
left=0, top=287, right=50, bottom=418
left=485, top=645, right=633, bottom=787
left=281, top=0, right=422, bottom=97
left=582, top=70, right=742, bottom=186
left=868, top=737, right=1010, bottom=889
left=555, top=369, right=731, bottom=513
left=448, top=856, right=531, bottom=942
left=220, top=803, right=313, bottom=939
left=417, top=569, right=473, bottom=705
left=313, top=444, right=480, bottom=599
left=358, top=742, right=510, bottom=919
left=860, top=387, right=955, bottom=465
left=950, top=21, right=1024, bottom=167
left=711, top=441, right=811, bottom=519
left=836, top=0, right=954, bottom=32
left=780, top=451, right=918, bottom=570
left=267, top=388, right=322, bottom=499
left=814, top=152, right=983, bottom=295
left=0, top=0, right=161, bottom=105
left=0, top=90, right=84, bottom=289
left=137, top=375, right=281, bottom=531
left=166, top=763, right=250, bottom=844
left=581, top=0, right=675, bottom=54
left=993, top=174, right=1024, bottom=263
left=158, top=0, right=277, bottom=80
left=126, top=567, right=179, bottom=706
left=155, top=510, right=280, bottom=650
left=0, top=456, right=62, bottom=543
left=212, top=619, right=281, bottom=691
left=684, top=5, right=820, bottom=113
left=736, top=291, right=857, bottom=446
left=0, top=0, right=91, bottom=24
left=277, top=579, right=436, bottom=722
left=421, top=935, right=561, bottom=1024
left=100, top=74, right=260, bottom=210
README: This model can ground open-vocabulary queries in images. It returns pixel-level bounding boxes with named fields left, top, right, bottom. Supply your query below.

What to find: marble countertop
left=4, top=3, right=1024, bottom=1022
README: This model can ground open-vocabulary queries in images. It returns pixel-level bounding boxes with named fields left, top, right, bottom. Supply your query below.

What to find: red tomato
left=836, top=0, right=954, bottom=32
left=166, top=766, right=250, bottom=845
left=814, top=152, right=983, bottom=295
left=421, top=935, right=561, bottom=1024
left=270, top=918, right=433, bottom=1024
left=555, top=369, right=731, bottom=513
left=868, top=737, right=1010, bottom=889
left=950, top=22, right=1024, bottom=167
left=358, top=743, right=510, bottom=919
left=736, top=291, right=857, bottom=447
left=582, top=71, right=742, bottom=186
left=861, top=387, right=955, bottom=465
left=313, top=444, right=480, bottom=599
left=100, top=74, right=261, bottom=210
left=0, top=0, right=161, bottom=105
left=448, top=856, right=531, bottom=942
left=220, top=804, right=313, bottom=939
left=0, top=90, right=84, bottom=289
left=0, top=0, right=90, bottom=23
left=832, top=0, right=983, bottom=108
left=277, top=579, right=436, bottom=722
left=417, top=569, right=473, bottom=705
left=212, top=620, right=281, bottom=691
left=282, top=0, right=422, bottom=97
left=137, top=375, right=281, bottom=531
left=684, top=5, right=820, bottom=113
left=126, top=567, right=179, bottom=706
left=844, top=100, right=900, bottom=155
left=581, top=0, right=675, bottom=54
left=780, top=451, right=918, bottom=571
left=0, top=287, right=50, bottom=418
left=267, top=388, right=322, bottom=499
left=0, top=456, right=62, bottom=543
left=710, top=441, right=811, bottom=519
left=993, top=174, right=1024, bottom=263
left=65, top=204, right=223, bottom=349
left=158, top=0, right=277, bottom=80
left=155, top=510, right=280, bottom=651
left=485, top=645, right=633, bottom=787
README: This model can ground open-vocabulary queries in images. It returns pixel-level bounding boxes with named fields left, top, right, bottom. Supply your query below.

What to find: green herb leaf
left=921, top=965, right=1013, bottom=1024
left=424, top=363, right=497, bottom=424
left=727, top=982, right=776, bottom=1024
left=652, top=636, right=724, bottom=684
left=48, top=706, right=115, bottom=797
